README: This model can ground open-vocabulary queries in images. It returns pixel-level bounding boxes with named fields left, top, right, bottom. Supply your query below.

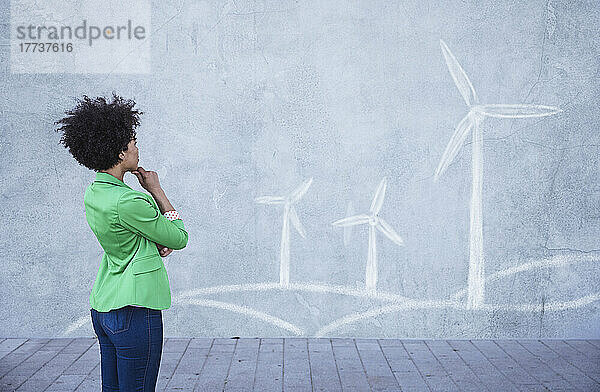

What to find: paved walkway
left=0, top=338, right=598, bottom=391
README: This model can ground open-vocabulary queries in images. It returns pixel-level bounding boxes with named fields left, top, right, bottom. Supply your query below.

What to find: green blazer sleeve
left=117, top=190, right=189, bottom=250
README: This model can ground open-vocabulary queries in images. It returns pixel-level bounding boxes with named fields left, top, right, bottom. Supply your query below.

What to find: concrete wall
left=1, top=0, right=599, bottom=338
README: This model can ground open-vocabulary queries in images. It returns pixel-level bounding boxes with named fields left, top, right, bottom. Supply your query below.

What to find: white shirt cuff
left=164, top=210, right=181, bottom=221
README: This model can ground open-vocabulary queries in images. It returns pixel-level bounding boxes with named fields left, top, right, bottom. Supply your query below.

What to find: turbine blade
left=255, top=196, right=285, bottom=204
left=289, top=205, right=306, bottom=238
left=343, top=201, right=355, bottom=246
left=477, top=104, right=562, bottom=118
left=370, top=177, right=388, bottom=215
left=434, top=112, right=475, bottom=181
left=332, top=214, right=370, bottom=227
left=440, top=39, right=478, bottom=106
left=376, top=218, right=404, bottom=246
left=290, top=178, right=313, bottom=203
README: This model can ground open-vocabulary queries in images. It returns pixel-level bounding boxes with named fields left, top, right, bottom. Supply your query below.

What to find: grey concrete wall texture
left=1, top=0, right=599, bottom=338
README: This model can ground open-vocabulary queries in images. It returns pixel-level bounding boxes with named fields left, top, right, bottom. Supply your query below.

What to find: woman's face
left=121, top=138, right=139, bottom=171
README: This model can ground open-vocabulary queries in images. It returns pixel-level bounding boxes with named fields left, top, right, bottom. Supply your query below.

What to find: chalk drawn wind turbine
left=435, top=39, right=562, bottom=309
left=255, top=178, right=313, bottom=287
left=332, top=177, right=405, bottom=292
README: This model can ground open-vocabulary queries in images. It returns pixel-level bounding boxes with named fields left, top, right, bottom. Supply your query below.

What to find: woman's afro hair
left=55, top=92, right=143, bottom=171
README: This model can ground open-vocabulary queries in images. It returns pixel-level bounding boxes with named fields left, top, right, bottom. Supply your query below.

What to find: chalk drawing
left=450, top=253, right=593, bottom=300
left=175, top=282, right=416, bottom=302
left=255, top=178, right=313, bottom=287
left=59, top=39, right=586, bottom=338
left=63, top=317, right=89, bottom=336
left=63, top=298, right=304, bottom=336
left=172, top=253, right=600, bottom=304
left=434, top=39, right=562, bottom=309
left=212, top=183, right=227, bottom=209
left=314, top=254, right=600, bottom=336
left=332, top=177, right=405, bottom=292
left=343, top=201, right=355, bottom=247
left=62, top=253, right=600, bottom=337
left=184, top=298, right=304, bottom=335
left=315, top=293, right=600, bottom=337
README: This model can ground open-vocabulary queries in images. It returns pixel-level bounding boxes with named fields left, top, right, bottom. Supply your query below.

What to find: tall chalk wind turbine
left=332, top=177, right=404, bottom=292
left=255, top=178, right=313, bottom=287
left=434, top=39, right=562, bottom=309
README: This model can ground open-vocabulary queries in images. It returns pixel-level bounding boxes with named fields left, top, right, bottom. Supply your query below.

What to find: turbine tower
left=435, top=39, right=562, bottom=309
left=255, top=178, right=313, bottom=287
left=332, top=177, right=404, bottom=292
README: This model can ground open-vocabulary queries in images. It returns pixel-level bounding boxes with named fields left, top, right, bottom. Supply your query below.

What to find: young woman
left=55, top=93, right=189, bottom=391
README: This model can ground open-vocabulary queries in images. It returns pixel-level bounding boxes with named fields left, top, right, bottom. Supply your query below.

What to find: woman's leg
left=90, top=308, right=120, bottom=391
left=144, top=308, right=164, bottom=390
left=105, top=306, right=163, bottom=391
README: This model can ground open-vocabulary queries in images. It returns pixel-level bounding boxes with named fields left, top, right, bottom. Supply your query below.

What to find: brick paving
left=0, top=337, right=598, bottom=391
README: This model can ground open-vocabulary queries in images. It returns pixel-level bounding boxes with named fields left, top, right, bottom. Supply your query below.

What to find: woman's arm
left=152, top=188, right=177, bottom=257
left=149, top=187, right=175, bottom=214
left=125, top=166, right=188, bottom=250
left=118, top=190, right=189, bottom=250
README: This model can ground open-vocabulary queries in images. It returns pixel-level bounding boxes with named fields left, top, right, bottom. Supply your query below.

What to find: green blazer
left=84, top=171, right=189, bottom=312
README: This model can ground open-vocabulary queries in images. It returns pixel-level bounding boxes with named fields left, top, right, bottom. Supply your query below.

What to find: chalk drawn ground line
left=450, top=253, right=600, bottom=299
left=62, top=298, right=304, bottom=336
left=62, top=253, right=600, bottom=336
left=173, top=282, right=418, bottom=304
left=174, top=253, right=600, bottom=304
left=182, top=298, right=304, bottom=335
left=314, top=293, right=600, bottom=337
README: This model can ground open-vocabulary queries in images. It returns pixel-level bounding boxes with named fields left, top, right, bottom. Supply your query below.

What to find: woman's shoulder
left=117, top=189, right=157, bottom=212
left=118, top=188, right=152, bottom=201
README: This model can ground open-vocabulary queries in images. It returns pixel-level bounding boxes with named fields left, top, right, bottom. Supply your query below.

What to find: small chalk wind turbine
left=434, top=39, right=562, bottom=309
left=255, top=178, right=313, bottom=287
left=332, top=177, right=404, bottom=292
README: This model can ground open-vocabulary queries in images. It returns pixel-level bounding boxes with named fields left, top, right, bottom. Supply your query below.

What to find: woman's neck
left=100, top=168, right=125, bottom=182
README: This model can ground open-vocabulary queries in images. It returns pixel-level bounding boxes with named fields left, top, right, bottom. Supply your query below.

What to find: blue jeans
left=90, top=306, right=163, bottom=391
